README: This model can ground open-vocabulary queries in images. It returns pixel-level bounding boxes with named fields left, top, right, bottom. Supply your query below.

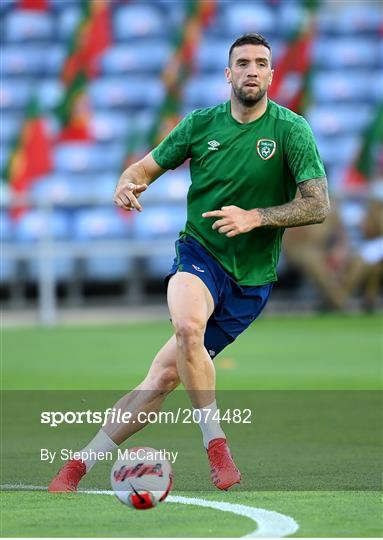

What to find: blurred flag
left=56, top=0, right=112, bottom=141
left=285, top=59, right=313, bottom=115
left=62, top=0, right=112, bottom=85
left=117, top=120, right=147, bottom=220
left=121, top=0, right=215, bottom=167
left=18, top=0, right=48, bottom=9
left=150, top=0, right=216, bottom=147
left=122, top=119, right=148, bottom=170
left=269, top=5, right=317, bottom=113
left=4, top=97, right=53, bottom=218
left=56, top=71, right=91, bottom=142
left=119, top=0, right=216, bottom=219
left=345, top=103, right=383, bottom=188
left=199, top=0, right=216, bottom=26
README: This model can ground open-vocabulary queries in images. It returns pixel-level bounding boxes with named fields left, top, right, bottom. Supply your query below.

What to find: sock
left=195, top=400, right=226, bottom=449
left=79, top=429, right=118, bottom=472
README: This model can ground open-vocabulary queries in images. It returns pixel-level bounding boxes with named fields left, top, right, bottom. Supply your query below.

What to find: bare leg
left=48, top=335, right=181, bottom=492
left=166, top=272, right=241, bottom=489
left=103, top=335, right=180, bottom=444
left=167, top=272, right=215, bottom=408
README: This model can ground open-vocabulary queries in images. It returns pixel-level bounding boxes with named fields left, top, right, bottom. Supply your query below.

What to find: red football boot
left=48, top=459, right=86, bottom=493
left=207, top=438, right=241, bottom=491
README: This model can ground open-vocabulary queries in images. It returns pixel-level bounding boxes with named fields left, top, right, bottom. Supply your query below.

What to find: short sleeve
left=151, top=113, right=193, bottom=170
left=286, top=117, right=326, bottom=184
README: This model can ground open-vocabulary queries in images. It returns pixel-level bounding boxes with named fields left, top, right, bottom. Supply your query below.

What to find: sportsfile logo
left=207, top=140, right=220, bottom=151
left=41, top=407, right=252, bottom=427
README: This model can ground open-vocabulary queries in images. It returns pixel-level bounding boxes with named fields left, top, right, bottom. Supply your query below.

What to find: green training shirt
left=152, top=99, right=326, bottom=286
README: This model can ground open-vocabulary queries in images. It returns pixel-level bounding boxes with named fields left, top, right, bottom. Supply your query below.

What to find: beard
left=231, top=82, right=267, bottom=107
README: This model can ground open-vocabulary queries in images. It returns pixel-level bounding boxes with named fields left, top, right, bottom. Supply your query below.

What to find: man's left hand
left=202, top=206, right=261, bottom=238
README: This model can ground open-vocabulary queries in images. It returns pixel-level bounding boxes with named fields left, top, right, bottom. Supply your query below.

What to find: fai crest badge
left=256, top=139, right=276, bottom=160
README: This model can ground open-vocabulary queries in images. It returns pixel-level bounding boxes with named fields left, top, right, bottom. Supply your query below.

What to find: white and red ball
left=111, top=447, right=173, bottom=510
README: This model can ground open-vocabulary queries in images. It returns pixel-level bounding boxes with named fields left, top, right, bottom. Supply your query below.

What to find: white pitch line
left=1, top=484, right=299, bottom=538
left=165, top=495, right=299, bottom=538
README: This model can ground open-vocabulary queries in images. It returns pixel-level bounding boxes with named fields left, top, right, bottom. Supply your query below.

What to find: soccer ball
left=110, top=447, right=173, bottom=510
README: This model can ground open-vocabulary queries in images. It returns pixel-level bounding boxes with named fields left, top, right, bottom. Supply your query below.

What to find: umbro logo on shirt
left=208, top=140, right=220, bottom=151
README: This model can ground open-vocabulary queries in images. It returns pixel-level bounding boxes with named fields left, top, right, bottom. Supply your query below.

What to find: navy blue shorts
left=164, top=234, right=273, bottom=359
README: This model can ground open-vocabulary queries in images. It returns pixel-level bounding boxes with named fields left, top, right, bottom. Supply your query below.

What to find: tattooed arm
left=202, top=177, right=330, bottom=238
left=256, top=177, right=330, bottom=228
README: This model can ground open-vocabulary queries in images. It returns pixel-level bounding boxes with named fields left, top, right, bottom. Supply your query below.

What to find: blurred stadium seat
left=133, top=205, right=187, bottom=241
left=0, top=79, right=32, bottom=110
left=133, top=109, right=155, bottom=132
left=276, top=2, right=308, bottom=37
left=14, top=209, right=71, bottom=243
left=72, top=208, right=133, bottom=281
left=90, top=112, right=130, bottom=142
left=56, top=5, right=82, bottom=40
left=37, top=79, right=64, bottom=111
left=184, top=75, right=230, bottom=108
left=313, top=38, right=381, bottom=69
left=2, top=45, right=47, bottom=76
left=100, top=42, right=171, bottom=75
left=317, top=3, right=383, bottom=34
left=44, top=45, right=67, bottom=76
left=306, top=104, right=374, bottom=136
left=196, top=38, right=232, bottom=72
left=14, top=209, right=74, bottom=282
left=54, top=143, right=124, bottom=174
left=222, top=3, right=275, bottom=36
left=30, top=175, right=78, bottom=205
left=31, top=172, right=117, bottom=206
left=140, top=170, right=189, bottom=204
left=316, top=135, right=360, bottom=168
left=1, top=43, right=62, bottom=77
left=0, top=113, right=22, bottom=144
left=113, top=5, right=168, bottom=41
left=88, top=77, right=164, bottom=109
left=31, top=174, right=85, bottom=204
left=85, top=173, right=118, bottom=202
left=73, top=208, right=130, bottom=240
left=133, top=205, right=187, bottom=280
left=145, top=250, right=176, bottom=281
left=312, top=71, right=382, bottom=103
left=4, top=10, right=54, bottom=42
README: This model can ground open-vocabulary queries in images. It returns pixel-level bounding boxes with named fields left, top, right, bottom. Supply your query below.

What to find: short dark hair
left=228, top=33, right=271, bottom=66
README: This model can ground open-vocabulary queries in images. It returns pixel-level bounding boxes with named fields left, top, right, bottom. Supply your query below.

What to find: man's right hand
left=114, top=182, right=148, bottom=212
left=113, top=152, right=166, bottom=212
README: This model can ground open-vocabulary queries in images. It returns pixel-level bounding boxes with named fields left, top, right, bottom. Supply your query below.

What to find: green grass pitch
left=1, top=314, right=382, bottom=537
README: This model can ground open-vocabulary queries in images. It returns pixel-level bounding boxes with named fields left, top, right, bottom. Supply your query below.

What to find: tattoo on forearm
left=258, top=177, right=330, bottom=228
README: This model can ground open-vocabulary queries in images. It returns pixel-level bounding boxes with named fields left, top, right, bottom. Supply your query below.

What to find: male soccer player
left=49, top=33, right=329, bottom=492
